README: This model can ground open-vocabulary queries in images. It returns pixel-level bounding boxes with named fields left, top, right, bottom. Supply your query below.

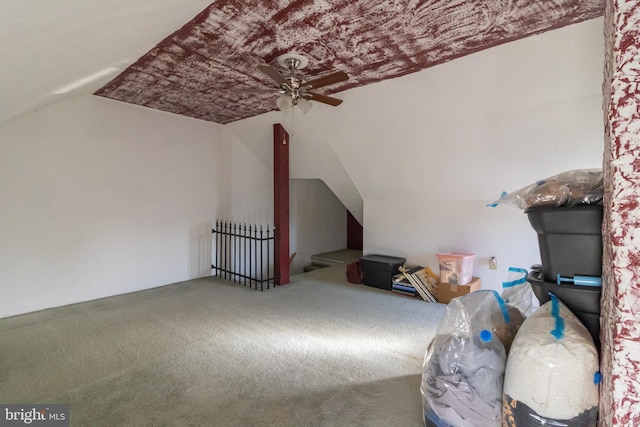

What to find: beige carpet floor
left=0, top=265, right=445, bottom=426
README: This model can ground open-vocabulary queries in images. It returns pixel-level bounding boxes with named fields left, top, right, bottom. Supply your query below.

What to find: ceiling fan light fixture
left=277, top=94, right=293, bottom=112
left=297, top=98, right=313, bottom=114
left=256, top=52, right=349, bottom=115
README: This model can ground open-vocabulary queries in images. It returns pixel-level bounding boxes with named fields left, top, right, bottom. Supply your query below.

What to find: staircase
left=303, top=249, right=363, bottom=272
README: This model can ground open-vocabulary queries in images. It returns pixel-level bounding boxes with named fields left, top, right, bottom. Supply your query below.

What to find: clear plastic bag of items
left=490, top=169, right=603, bottom=210
left=421, top=291, right=525, bottom=427
left=501, top=267, right=534, bottom=320
left=502, top=294, right=600, bottom=426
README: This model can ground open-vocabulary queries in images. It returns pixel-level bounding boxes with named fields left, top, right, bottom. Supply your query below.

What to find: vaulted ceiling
left=95, top=0, right=604, bottom=124
left=1, top=1, right=604, bottom=126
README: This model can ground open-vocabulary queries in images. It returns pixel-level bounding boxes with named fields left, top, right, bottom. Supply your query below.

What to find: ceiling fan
left=252, top=53, right=349, bottom=114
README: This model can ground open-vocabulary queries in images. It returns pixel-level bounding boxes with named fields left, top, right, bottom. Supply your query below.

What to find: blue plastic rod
left=556, top=274, right=602, bottom=287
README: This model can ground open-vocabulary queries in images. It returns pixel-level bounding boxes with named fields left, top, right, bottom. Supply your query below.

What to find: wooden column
left=600, top=0, right=640, bottom=425
left=273, top=124, right=290, bottom=285
left=347, top=211, right=363, bottom=250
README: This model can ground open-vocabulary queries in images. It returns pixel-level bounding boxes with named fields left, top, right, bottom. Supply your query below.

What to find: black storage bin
left=528, top=269, right=601, bottom=349
left=360, top=254, right=406, bottom=290
left=526, top=205, right=603, bottom=283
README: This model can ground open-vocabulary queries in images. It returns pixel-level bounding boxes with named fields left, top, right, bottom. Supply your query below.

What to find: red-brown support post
left=347, top=211, right=363, bottom=250
left=273, top=124, right=290, bottom=285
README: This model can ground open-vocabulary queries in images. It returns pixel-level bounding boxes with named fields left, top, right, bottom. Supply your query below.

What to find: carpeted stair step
left=303, top=264, right=327, bottom=272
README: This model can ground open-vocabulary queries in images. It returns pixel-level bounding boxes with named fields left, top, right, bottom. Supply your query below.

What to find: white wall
left=229, top=18, right=605, bottom=292
left=0, top=96, right=272, bottom=318
left=289, top=179, right=347, bottom=274
left=358, top=19, right=604, bottom=291
left=0, top=17, right=605, bottom=317
left=0, top=0, right=214, bottom=124
left=225, top=114, right=364, bottom=225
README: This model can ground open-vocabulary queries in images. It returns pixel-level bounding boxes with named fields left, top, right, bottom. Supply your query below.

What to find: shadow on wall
left=190, top=222, right=213, bottom=279
left=290, top=179, right=348, bottom=274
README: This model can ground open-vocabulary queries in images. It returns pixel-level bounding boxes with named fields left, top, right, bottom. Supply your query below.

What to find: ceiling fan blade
left=308, top=92, right=343, bottom=106
left=258, top=65, right=287, bottom=85
left=302, top=71, right=349, bottom=90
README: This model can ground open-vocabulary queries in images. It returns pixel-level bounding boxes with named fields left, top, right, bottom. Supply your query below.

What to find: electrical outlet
left=489, top=257, right=498, bottom=270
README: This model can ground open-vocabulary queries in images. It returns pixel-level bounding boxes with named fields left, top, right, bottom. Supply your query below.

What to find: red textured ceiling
left=95, top=0, right=604, bottom=124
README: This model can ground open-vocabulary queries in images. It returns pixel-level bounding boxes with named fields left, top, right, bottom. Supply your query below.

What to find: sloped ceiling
left=95, top=0, right=604, bottom=124
left=0, top=1, right=603, bottom=127
left=0, top=0, right=217, bottom=125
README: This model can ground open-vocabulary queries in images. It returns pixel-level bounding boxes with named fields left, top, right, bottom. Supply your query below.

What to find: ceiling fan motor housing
left=277, top=53, right=309, bottom=71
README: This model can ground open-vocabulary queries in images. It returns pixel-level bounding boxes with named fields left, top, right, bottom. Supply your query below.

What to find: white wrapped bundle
left=502, top=294, right=599, bottom=426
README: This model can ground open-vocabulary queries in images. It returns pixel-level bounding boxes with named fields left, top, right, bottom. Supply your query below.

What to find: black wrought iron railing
left=211, top=220, right=275, bottom=290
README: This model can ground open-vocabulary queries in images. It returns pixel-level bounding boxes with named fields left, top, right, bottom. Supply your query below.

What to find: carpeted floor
left=0, top=265, right=445, bottom=426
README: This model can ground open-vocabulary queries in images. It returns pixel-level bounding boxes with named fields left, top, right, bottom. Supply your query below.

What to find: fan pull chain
left=290, top=105, right=295, bottom=139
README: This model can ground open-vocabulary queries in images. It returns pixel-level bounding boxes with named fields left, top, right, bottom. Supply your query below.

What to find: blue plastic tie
left=486, top=191, right=508, bottom=208
left=502, top=266, right=529, bottom=288
left=550, top=293, right=559, bottom=317
left=549, top=293, right=565, bottom=340
left=491, top=290, right=511, bottom=323
left=550, top=317, right=565, bottom=340
left=509, top=266, right=528, bottom=274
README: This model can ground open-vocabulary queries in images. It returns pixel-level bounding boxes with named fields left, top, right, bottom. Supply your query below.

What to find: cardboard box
left=436, top=277, right=481, bottom=304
